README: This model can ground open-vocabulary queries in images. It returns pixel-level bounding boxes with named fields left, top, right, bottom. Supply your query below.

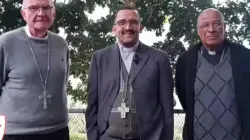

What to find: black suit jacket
left=175, top=40, right=250, bottom=140
left=85, top=42, right=174, bottom=140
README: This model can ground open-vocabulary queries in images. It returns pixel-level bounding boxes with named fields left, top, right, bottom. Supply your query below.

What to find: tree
left=0, top=0, right=249, bottom=103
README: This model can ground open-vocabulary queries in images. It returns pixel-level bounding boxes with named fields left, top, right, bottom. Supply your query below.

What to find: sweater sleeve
left=66, top=46, right=70, bottom=84
left=0, top=41, right=7, bottom=96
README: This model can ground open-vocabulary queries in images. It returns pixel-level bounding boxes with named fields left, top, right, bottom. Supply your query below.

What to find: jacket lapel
left=186, top=43, right=200, bottom=108
left=186, top=43, right=200, bottom=139
left=229, top=43, right=243, bottom=98
left=108, top=44, right=120, bottom=88
left=129, top=43, right=149, bottom=83
left=230, top=43, right=246, bottom=130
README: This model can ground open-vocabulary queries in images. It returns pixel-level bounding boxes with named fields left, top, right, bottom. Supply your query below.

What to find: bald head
left=197, top=8, right=225, bottom=27
left=22, top=0, right=54, bottom=9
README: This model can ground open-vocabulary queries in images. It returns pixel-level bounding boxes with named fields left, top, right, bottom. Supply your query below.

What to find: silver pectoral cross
left=118, top=102, right=130, bottom=119
left=39, top=90, right=52, bottom=109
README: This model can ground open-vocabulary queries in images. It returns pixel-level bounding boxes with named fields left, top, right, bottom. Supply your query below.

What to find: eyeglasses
left=23, top=5, right=53, bottom=13
left=115, top=19, right=140, bottom=27
left=198, top=22, right=223, bottom=30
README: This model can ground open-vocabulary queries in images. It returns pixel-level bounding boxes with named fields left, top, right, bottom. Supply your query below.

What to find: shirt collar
left=24, top=25, right=48, bottom=40
left=201, top=44, right=225, bottom=55
left=118, top=41, right=139, bottom=52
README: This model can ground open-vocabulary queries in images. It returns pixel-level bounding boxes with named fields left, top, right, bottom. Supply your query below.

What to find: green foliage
left=0, top=0, right=249, bottom=103
left=0, top=0, right=25, bottom=33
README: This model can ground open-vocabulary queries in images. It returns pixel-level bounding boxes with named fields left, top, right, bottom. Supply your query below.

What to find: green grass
left=174, top=114, right=185, bottom=140
left=70, top=133, right=86, bottom=140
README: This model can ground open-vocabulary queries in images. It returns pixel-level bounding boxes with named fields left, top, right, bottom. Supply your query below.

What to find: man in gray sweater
left=0, top=0, right=70, bottom=140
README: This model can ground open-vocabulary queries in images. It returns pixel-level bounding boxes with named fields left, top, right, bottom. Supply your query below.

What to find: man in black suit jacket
left=175, top=8, right=250, bottom=140
left=85, top=6, right=174, bottom=140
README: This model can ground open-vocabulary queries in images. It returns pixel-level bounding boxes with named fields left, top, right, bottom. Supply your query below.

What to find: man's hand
left=0, top=116, right=6, bottom=140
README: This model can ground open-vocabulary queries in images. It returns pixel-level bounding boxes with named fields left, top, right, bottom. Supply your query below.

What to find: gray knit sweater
left=0, top=27, right=69, bottom=134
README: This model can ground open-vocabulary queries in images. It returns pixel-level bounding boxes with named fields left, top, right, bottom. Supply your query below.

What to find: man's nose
left=37, top=8, right=46, bottom=15
left=208, top=24, right=216, bottom=32
left=124, top=22, right=133, bottom=30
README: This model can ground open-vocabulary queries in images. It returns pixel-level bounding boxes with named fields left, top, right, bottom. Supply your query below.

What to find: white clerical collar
left=118, top=41, right=139, bottom=52
left=201, top=46, right=217, bottom=55
left=208, top=50, right=216, bottom=55
left=201, top=44, right=225, bottom=56
left=24, top=25, right=48, bottom=40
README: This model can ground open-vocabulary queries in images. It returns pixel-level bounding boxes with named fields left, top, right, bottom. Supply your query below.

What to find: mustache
left=34, top=16, right=49, bottom=21
left=122, top=29, right=135, bottom=34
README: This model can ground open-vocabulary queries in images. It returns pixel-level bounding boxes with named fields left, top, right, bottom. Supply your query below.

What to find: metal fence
left=68, top=109, right=185, bottom=140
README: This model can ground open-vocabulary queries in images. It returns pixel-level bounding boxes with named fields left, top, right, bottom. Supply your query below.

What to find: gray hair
left=197, top=8, right=225, bottom=27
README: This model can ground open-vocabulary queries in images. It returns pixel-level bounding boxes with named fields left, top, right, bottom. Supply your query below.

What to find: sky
left=58, top=0, right=248, bottom=108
